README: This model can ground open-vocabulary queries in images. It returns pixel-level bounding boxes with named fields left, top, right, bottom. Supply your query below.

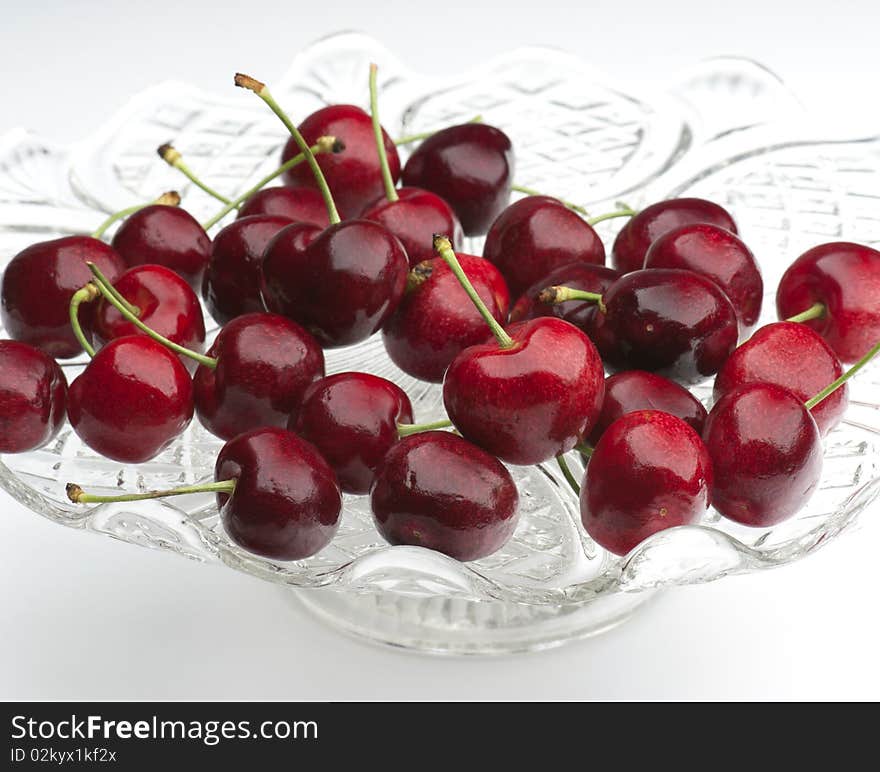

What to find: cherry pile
left=3, top=64, right=880, bottom=567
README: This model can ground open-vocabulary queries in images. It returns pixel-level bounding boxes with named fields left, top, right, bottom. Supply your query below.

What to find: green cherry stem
left=397, top=418, right=454, bottom=437
left=158, top=144, right=232, bottom=205
left=786, top=302, right=826, bottom=325
left=68, top=284, right=100, bottom=358
left=234, top=73, right=341, bottom=225
left=537, top=285, right=607, bottom=315
left=394, top=115, right=483, bottom=147
left=575, top=442, right=593, bottom=457
left=67, top=479, right=236, bottom=505
left=511, top=184, right=589, bottom=216
left=556, top=454, right=581, bottom=496
left=86, top=262, right=217, bottom=370
left=91, top=191, right=181, bottom=240
left=433, top=234, right=514, bottom=349
left=588, top=206, right=638, bottom=227
left=805, top=337, right=880, bottom=410
left=369, top=63, right=399, bottom=203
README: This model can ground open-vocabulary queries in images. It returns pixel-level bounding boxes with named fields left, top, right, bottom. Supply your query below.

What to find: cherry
left=382, top=253, right=510, bottom=383
left=0, top=340, right=68, bottom=454
left=482, top=196, right=605, bottom=297
left=644, top=222, right=763, bottom=333
left=370, top=431, right=519, bottom=561
left=292, top=372, right=413, bottom=494
left=202, top=214, right=292, bottom=325
left=611, top=198, right=738, bottom=274
left=714, top=322, right=846, bottom=436
left=587, top=370, right=708, bottom=447
left=581, top=410, right=713, bottom=556
left=401, top=122, right=514, bottom=236
left=703, top=383, right=822, bottom=527
left=67, top=335, right=194, bottom=463
left=776, top=241, right=880, bottom=363
left=237, top=187, right=330, bottom=226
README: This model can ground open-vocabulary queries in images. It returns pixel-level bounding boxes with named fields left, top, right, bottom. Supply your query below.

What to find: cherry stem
left=368, top=64, right=399, bottom=203
left=805, top=337, right=880, bottom=410
left=234, top=73, right=341, bottom=225
left=511, top=185, right=589, bottom=217
left=87, top=262, right=218, bottom=370
left=588, top=205, right=638, bottom=226
left=67, top=479, right=236, bottom=505
left=575, top=442, right=593, bottom=457
left=201, top=135, right=342, bottom=231
left=537, top=285, right=606, bottom=315
left=786, top=302, right=826, bottom=325
left=433, top=234, right=514, bottom=349
left=91, top=191, right=181, bottom=239
left=394, top=115, right=483, bottom=146
left=556, top=454, right=581, bottom=496
left=158, top=144, right=232, bottom=205
left=397, top=418, right=453, bottom=437
left=68, top=284, right=100, bottom=358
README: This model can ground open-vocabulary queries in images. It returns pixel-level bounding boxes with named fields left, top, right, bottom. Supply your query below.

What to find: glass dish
left=1, top=32, right=879, bottom=654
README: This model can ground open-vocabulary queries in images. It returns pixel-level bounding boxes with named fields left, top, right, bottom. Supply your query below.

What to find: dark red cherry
left=292, top=372, right=413, bottom=494
left=261, top=220, right=408, bottom=348
left=370, top=431, right=519, bottom=561
left=202, top=215, right=291, bottom=325
left=611, top=198, right=738, bottom=274
left=362, top=187, right=463, bottom=266
left=483, top=196, right=605, bottom=297
left=237, top=186, right=329, bottom=226
left=68, top=336, right=194, bottom=463
left=644, top=223, right=763, bottom=332
left=581, top=410, right=713, bottom=556
left=111, top=205, right=211, bottom=288
left=0, top=340, right=68, bottom=453
left=193, top=312, right=324, bottom=441
left=401, top=123, right=514, bottom=236
left=1, top=236, right=126, bottom=358
left=703, top=383, right=822, bottom=527
left=443, top=317, right=605, bottom=465
left=281, top=104, right=399, bottom=220
left=776, top=241, right=880, bottom=363
left=587, top=370, right=708, bottom=447
left=382, top=254, right=510, bottom=383
left=592, top=268, right=739, bottom=382
left=714, top=322, right=846, bottom=436
left=216, top=427, right=341, bottom=561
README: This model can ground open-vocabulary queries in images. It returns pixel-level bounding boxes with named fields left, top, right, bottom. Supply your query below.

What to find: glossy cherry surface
left=592, top=268, right=739, bottom=382
left=401, top=123, right=514, bottom=236
left=644, top=222, right=763, bottom=332
left=1, top=236, right=126, bottom=358
left=370, top=431, right=519, bottom=562
left=237, top=186, right=329, bottom=226
left=68, top=335, right=194, bottom=463
left=587, top=370, right=708, bottom=447
left=611, top=198, right=738, bottom=274
left=776, top=241, right=880, bottom=362
left=714, top=322, right=846, bottom=436
left=111, top=204, right=211, bottom=288
left=281, top=104, right=399, bottom=220
left=193, top=312, right=325, bottom=441
left=292, top=372, right=413, bottom=494
left=382, top=254, right=510, bottom=383
left=483, top=196, right=605, bottom=297
left=443, top=317, right=605, bottom=465
left=0, top=340, right=68, bottom=454
left=703, top=383, right=822, bottom=527
left=202, top=215, right=291, bottom=325
left=362, top=187, right=463, bottom=266
left=261, top=220, right=408, bottom=348
left=216, top=427, right=342, bottom=561
left=581, top=410, right=713, bottom=556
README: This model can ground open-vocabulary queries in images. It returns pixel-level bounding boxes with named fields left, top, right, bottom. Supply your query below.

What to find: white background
left=2, top=0, right=879, bottom=699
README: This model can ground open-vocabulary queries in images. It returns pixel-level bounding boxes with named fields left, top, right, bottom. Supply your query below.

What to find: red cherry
left=216, top=427, right=342, bottom=561
left=0, top=340, right=68, bottom=453
left=193, top=312, right=324, bottom=441
left=644, top=223, right=763, bottom=333
left=402, top=123, right=514, bottom=236
left=292, top=372, right=413, bottom=494
left=483, top=196, right=605, bottom=297
left=370, top=431, right=519, bottom=561
left=703, top=383, right=822, bottom=527
left=281, top=105, right=399, bottom=219
left=237, top=187, right=329, bottom=226
left=776, top=242, right=880, bottom=362
left=1, top=236, right=125, bottom=358
left=382, top=254, right=510, bottom=383
left=202, top=215, right=291, bottom=325
left=611, top=198, right=738, bottom=274
left=68, top=336, right=194, bottom=463
left=581, top=410, right=713, bottom=556
left=714, top=322, right=846, bottom=436
left=111, top=204, right=211, bottom=288
left=588, top=370, right=708, bottom=447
